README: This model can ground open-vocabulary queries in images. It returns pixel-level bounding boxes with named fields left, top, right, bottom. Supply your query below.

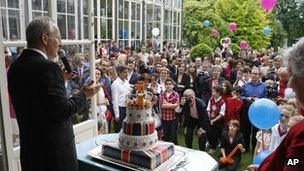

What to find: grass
left=176, top=129, right=253, bottom=171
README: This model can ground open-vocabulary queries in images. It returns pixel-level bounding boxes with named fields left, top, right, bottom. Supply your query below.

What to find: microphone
left=58, top=49, right=72, bottom=73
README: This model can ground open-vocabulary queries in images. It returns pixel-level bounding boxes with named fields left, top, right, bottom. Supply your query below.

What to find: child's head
left=164, top=78, right=174, bottom=91
left=288, top=115, right=304, bottom=128
left=232, top=86, right=242, bottom=97
left=228, top=119, right=240, bottom=134
left=212, top=86, right=223, bottom=98
left=279, top=105, right=293, bottom=125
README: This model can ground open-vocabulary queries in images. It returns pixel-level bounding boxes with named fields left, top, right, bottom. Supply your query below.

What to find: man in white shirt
left=111, top=65, right=131, bottom=132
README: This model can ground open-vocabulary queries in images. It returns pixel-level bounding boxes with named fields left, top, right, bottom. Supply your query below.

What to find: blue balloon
left=263, top=26, right=272, bottom=35
left=254, top=150, right=272, bottom=165
left=248, top=98, right=280, bottom=129
left=202, top=20, right=211, bottom=27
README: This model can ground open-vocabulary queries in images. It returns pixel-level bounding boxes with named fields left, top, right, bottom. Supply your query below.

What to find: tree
left=275, top=0, right=304, bottom=45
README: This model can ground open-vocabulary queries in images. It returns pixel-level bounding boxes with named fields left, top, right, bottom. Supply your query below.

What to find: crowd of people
left=5, top=29, right=304, bottom=170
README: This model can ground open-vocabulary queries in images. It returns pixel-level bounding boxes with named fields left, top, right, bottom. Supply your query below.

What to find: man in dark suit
left=7, top=17, right=101, bottom=171
left=175, top=89, right=210, bottom=151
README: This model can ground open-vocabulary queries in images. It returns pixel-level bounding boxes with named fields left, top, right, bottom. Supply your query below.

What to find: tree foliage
left=183, top=0, right=288, bottom=50
left=274, top=0, right=304, bottom=45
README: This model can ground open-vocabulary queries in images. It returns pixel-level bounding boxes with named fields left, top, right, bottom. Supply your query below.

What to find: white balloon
left=152, top=28, right=160, bottom=36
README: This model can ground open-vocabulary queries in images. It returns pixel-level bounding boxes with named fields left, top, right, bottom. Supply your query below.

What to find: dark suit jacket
left=177, top=98, right=210, bottom=133
left=7, top=49, right=87, bottom=171
left=128, top=71, right=140, bottom=85
left=220, top=132, right=245, bottom=162
left=172, top=73, right=191, bottom=94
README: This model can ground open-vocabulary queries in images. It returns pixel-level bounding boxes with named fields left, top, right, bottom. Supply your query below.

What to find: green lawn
left=176, top=129, right=253, bottom=171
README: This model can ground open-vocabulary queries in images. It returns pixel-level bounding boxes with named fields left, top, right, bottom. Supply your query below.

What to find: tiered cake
left=102, top=82, right=175, bottom=169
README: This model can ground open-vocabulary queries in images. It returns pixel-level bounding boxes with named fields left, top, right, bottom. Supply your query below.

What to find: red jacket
left=258, top=120, right=304, bottom=171
left=224, top=97, right=243, bottom=123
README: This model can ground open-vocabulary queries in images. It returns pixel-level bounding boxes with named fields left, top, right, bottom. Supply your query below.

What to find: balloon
left=263, top=26, right=272, bottom=35
left=254, top=150, right=272, bottom=164
left=203, top=20, right=211, bottom=27
left=211, top=29, right=219, bottom=37
left=239, top=40, right=249, bottom=49
left=261, top=0, right=277, bottom=10
left=228, top=22, right=237, bottom=31
left=249, top=98, right=280, bottom=129
left=152, top=27, right=160, bottom=36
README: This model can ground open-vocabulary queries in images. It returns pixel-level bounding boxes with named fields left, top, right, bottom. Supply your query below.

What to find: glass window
left=58, top=15, right=67, bottom=39
left=8, top=0, right=19, bottom=8
left=94, top=17, right=97, bottom=39
left=118, top=20, right=123, bottom=39
left=101, top=18, right=107, bottom=39
left=131, top=2, right=136, bottom=20
left=124, top=1, right=129, bottom=19
left=136, top=3, right=140, bottom=20
left=147, top=22, right=152, bottom=37
left=1, top=0, right=6, bottom=7
left=100, top=0, right=106, bottom=17
left=131, top=22, right=135, bottom=39
left=83, top=16, right=88, bottom=39
left=155, top=6, right=161, bottom=21
left=83, top=0, right=88, bottom=15
left=136, top=22, right=140, bottom=39
left=67, top=0, right=75, bottom=13
left=32, top=0, right=41, bottom=10
left=164, top=10, right=169, bottom=23
left=68, top=15, right=75, bottom=39
left=147, top=4, right=153, bottom=21
left=33, top=12, right=43, bottom=19
left=107, top=0, right=112, bottom=17
left=43, top=0, right=48, bottom=11
left=8, top=10, right=20, bottom=39
left=57, top=0, right=66, bottom=13
left=2, top=9, right=7, bottom=39
left=107, top=19, right=112, bottom=39
left=93, top=0, right=97, bottom=15
left=119, top=0, right=123, bottom=18
left=124, top=20, right=128, bottom=38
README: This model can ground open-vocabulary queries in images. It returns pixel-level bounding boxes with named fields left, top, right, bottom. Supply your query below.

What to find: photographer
left=175, top=89, right=210, bottom=151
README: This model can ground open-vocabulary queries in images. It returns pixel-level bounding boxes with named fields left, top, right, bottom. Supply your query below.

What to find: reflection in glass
left=94, top=18, right=97, bottom=39
left=100, top=0, right=106, bottom=17
left=136, top=22, right=140, bottom=39
left=67, top=0, right=75, bottom=13
left=93, top=0, right=97, bottom=15
left=83, top=0, right=88, bottom=15
left=101, top=18, right=107, bottom=39
left=83, top=17, right=88, bottom=39
left=155, top=6, right=161, bottom=21
left=131, top=22, right=135, bottom=39
left=8, top=0, right=19, bottom=8
left=147, top=4, right=153, bottom=21
left=119, top=0, right=123, bottom=18
left=131, top=2, right=136, bottom=20
left=32, top=0, right=41, bottom=10
left=58, top=15, right=67, bottom=39
left=68, top=15, right=75, bottom=39
left=124, top=1, right=129, bottom=19
left=43, top=0, right=48, bottom=11
left=1, top=0, right=6, bottom=7
left=107, top=19, right=112, bottom=39
left=107, top=0, right=112, bottom=17
left=33, top=12, right=44, bottom=20
left=57, top=0, right=66, bottom=13
left=2, top=9, right=7, bottom=40
left=8, top=10, right=20, bottom=39
left=136, top=3, right=140, bottom=20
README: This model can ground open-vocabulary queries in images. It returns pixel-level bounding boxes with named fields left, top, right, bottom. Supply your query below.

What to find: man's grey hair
left=284, top=37, right=304, bottom=76
left=183, top=89, right=195, bottom=96
left=26, top=17, right=57, bottom=47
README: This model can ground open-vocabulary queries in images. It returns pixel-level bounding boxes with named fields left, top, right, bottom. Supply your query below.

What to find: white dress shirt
left=111, top=77, right=131, bottom=118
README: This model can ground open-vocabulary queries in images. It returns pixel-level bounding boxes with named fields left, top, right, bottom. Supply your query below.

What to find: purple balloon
left=228, top=22, right=237, bottom=31
left=240, top=40, right=249, bottom=49
left=211, top=29, right=219, bottom=37
left=261, top=0, right=277, bottom=10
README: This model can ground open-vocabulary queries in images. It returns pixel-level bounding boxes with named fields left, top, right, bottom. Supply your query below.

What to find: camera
left=185, top=97, right=192, bottom=105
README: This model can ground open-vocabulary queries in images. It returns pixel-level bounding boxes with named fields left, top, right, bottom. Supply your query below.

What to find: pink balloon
left=240, top=40, right=249, bottom=49
left=228, top=22, right=237, bottom=31
left=261, top=0, right=277, bottom=10
left=211, top=29, right=219, bottom=37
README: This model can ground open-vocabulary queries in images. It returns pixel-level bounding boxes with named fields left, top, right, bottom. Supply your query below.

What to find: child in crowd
left=219, top=120, right=246, bottom=171
left=269, top=105, right=293, bottom=152
left=224, top=86, right=243, bottom=124
left=159, top=78, right=180, bottom=144
left=207, top=86, right=226, bottom=154
left=253, top=129, right=272, bottom=158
